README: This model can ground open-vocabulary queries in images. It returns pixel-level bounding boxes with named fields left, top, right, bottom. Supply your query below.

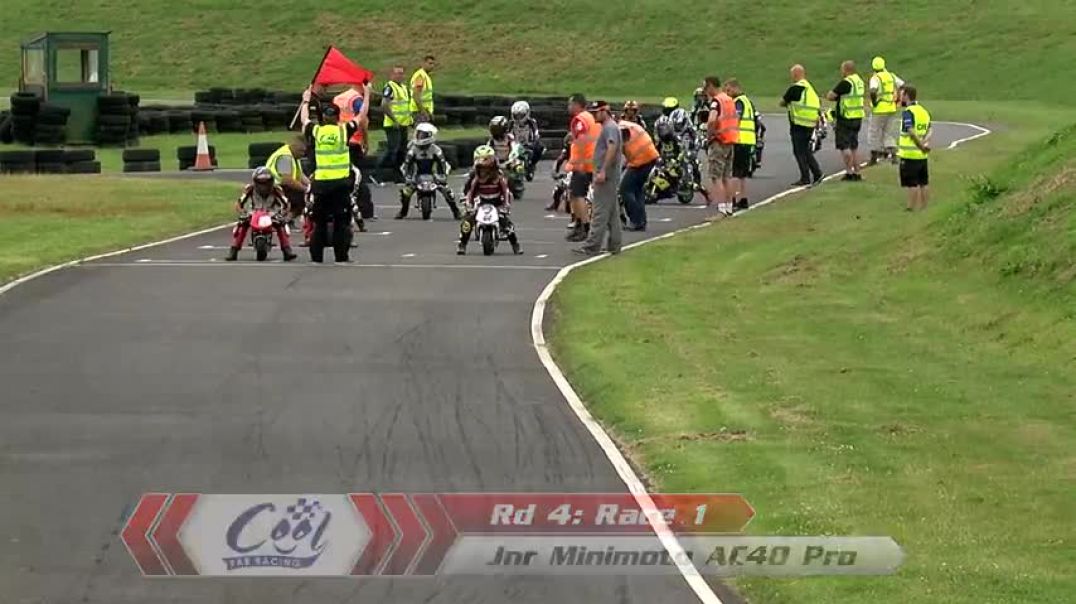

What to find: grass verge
left=2, top=2, right=1075, bottom=102
left=549, top=101, right=1076, bottom=604
left=0, top=176, right=237, bottom=284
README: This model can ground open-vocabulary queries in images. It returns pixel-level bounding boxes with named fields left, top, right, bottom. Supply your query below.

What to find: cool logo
left=222, top=498, right=331, bottom=571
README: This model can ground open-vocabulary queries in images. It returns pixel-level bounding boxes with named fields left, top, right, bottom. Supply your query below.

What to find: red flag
left=311, top=46, right=372, bottom=86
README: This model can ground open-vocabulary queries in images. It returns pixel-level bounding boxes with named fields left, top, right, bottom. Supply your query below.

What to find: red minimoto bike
left=246, top=208, right=277, bottom=261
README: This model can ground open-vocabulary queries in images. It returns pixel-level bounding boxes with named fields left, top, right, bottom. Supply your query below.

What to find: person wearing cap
left=573, top=101, right=623, bottom=255
left=897, top=85, right=932, bottom=211
left=868, top=56, right=905, bottom=165
left=565, top=93, right=600, bottom=242
left=301, top=86, right=361, bottom=263
left=827, top=60, right=866, bottom=181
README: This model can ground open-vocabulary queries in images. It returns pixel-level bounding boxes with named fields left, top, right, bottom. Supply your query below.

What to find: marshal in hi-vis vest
left=312, top=124, right=350, bottom=181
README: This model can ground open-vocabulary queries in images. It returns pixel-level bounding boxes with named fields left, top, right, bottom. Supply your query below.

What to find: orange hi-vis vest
left=712, top=92, right=739, bottom=144
left=620, top=120, right=660, bottom=168
left=568, top=111, right=601, bottom=173
left=333, top=88, right=366, bottom=147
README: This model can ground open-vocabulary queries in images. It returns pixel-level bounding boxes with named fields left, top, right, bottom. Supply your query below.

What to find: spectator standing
left=573, top=101, right=623, bottom=256
left=779, top=64, right=823, bottom=187
left=704, top=75, right=740, bottom=215
left=868, top=56, right=904, bottom=164
left=618, top=118, right=660, bottom=231
left=378, top=66, right=413, bottom=183
left=410, top=55, right=436, bottom=123
left=897, top=85, right=932, bottom=211
left=726, top=78, right=756, bottom=210
left=827, top=60, right=866, bottom=181
left=565, top=93, right=600, bottom=242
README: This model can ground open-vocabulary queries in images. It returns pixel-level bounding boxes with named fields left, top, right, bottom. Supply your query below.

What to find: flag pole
left=289, top=46, right=334, bottom=130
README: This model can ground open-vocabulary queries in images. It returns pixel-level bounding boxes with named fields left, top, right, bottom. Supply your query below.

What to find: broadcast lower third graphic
left=120, top=493, right=904, bottom=577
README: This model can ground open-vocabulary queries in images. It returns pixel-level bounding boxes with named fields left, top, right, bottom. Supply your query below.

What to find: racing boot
left=443, top=189, right=462, bottom=220
left=510, top=237, right=522, bottom=255
left=394, top=189, right=411, bottom=219
left=225, top=246, right=239, bottom=261
left=282, top=247, right=298, bottom=262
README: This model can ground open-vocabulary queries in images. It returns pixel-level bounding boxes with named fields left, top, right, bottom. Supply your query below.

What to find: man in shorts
left=704, top=76, right=738, bottom=215
left=827, top=60, right=866, bottom=181
left=897, top=85, right=932, bottom=211
left=726, top=78, right=756, bottom=211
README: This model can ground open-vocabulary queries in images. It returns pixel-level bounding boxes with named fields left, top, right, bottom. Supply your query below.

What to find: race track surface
left=0, top=123, right=977, bottom=603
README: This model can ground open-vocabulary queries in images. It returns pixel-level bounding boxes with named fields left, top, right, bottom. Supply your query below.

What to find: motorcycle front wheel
left=480, top=227, right=496, bottom=256
left=253, top=236, right=270, bottom=261
left=420, top=194, right=433, bottom=220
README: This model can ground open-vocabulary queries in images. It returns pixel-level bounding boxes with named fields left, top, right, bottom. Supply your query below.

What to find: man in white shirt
left=867, top=56, right=905, bottom=164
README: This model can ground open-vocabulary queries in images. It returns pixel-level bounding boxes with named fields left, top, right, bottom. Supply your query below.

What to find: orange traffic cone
left=192, top=121, right=214, bottom=171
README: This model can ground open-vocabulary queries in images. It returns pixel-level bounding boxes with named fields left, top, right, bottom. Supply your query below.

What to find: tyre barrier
left=176, top=145, right=218, bottom=171
left=96, top=92, right=140, bottom=146
left=123, top=161, right=162, bottom=173
left=0, top=112, right=14, bottom=144
left=0, top=148, right=99, bottom=174
left=8, top=92, right=42, bottom=144
left=247, top=141, right=284, bottom=170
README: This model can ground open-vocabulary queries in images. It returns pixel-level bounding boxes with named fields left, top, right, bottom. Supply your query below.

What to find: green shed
left=20, top=32, right=112, bottom=144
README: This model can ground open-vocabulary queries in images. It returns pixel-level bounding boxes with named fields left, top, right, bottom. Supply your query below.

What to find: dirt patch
left=0, top=200, right=171, bottom=218
left=880, top=422, right=921, bottom=437
left=762, top=254, right=817, bottom=287
left=770, top=405, right=815, bottom=429
left=1003, top=164, right=1075, bottom=216
left=635, top=429, right=752, bottom=446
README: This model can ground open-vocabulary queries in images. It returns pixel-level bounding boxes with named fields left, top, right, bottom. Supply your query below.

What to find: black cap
left=587, top=100, right=610, bottom=111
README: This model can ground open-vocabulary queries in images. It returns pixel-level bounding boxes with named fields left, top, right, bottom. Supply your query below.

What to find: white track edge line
left=529, top=121, right=991, bottom=604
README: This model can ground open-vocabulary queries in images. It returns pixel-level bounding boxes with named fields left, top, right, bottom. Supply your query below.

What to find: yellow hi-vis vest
left=874, top=70, right=898, bottom=115
left=409, top=68, right=434, bottom=114
left=789, top=79, right=820, bottom=128
left=384, top=81, right=413, bottom=127
left=312, top=124, right=350, bottom=181
left=734, top=94, right=756, bottom=146
left=898, top=103, right=931, bottom=161
left=265, top=144, right=300, bottom=185
left=840, top=73, right=866, bottom=120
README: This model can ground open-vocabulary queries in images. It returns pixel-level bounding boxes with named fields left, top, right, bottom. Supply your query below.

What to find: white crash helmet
left=669, top=108, right=690, bottom=132
left=414, top=122, right=438, bottom=147
left=511, top=100, right=530, bottom=121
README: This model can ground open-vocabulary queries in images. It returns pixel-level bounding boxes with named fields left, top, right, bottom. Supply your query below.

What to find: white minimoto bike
left=474, top=194, right=510, bottom=256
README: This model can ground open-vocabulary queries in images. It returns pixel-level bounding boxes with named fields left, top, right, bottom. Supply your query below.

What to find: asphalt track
left=0, top=122, right=980, bottom=603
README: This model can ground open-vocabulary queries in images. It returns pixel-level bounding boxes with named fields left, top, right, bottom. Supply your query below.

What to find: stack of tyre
left=0, top=110, right=10, bottom=144
left=136, top=110, right=171, bottom=136
left=0, top=149, right=100, bottom=174
left=176, top=145, right=218, bottom=171
left=123, top=148, right=161, bottom=172
left=34, top=104, right=71, bottom=146
left=8, top=92, right=44, bottom=144
left=96, top=92, right=140, bottom=146
left=247, top=141, right=283, bottom=169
